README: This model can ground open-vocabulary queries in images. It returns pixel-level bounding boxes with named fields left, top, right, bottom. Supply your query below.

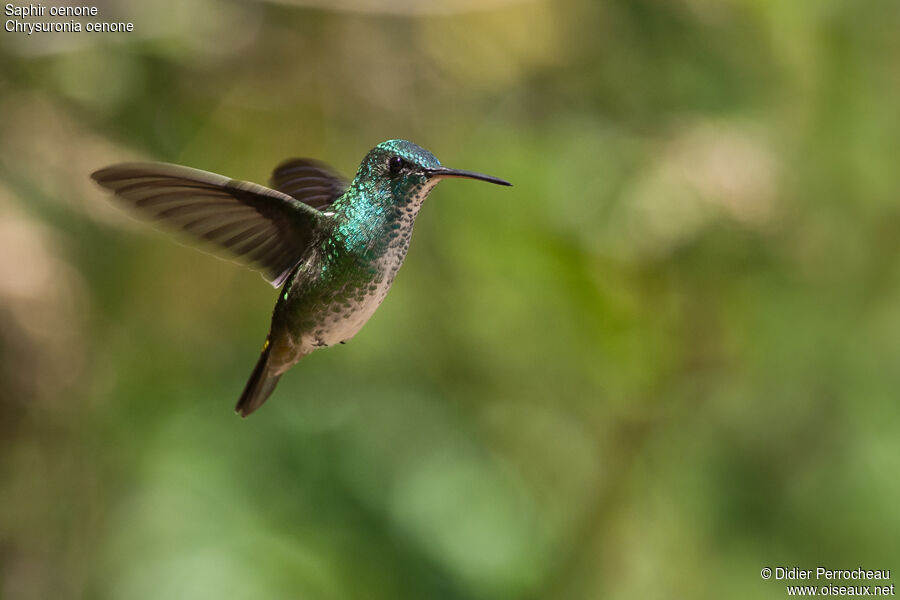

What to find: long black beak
left=425, top=166, right=512, bottom=186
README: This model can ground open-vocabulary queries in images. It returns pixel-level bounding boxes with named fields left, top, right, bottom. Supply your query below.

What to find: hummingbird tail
left=235, top=340, right=281, bottom=418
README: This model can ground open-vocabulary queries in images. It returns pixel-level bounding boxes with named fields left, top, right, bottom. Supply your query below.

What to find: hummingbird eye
left=388, top=155, right=404, bottom=175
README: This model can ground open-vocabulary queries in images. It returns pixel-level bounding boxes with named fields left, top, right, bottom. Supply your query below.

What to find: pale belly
left=267, top=257, right=400, bottom=375
left=308, top=280, right=390, bottom=347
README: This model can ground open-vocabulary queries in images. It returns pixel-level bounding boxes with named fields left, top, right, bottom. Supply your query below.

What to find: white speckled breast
left=269, top=179, right=438, bottom=372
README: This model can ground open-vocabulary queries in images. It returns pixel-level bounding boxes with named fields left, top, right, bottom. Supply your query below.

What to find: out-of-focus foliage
left=2, top=0, right=899, bottom=598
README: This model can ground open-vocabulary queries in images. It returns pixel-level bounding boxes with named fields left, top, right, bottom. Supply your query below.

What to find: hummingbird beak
left=425, top=166, right=512, bottom=186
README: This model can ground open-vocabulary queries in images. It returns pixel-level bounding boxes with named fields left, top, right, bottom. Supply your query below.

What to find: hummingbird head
left=353, top=139, right=511, bottom=210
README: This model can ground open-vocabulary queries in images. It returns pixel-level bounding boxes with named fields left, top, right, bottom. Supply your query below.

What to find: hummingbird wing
left=269, top=158, right=348, bottom=211
left=91, top=162, right=330, bottom=288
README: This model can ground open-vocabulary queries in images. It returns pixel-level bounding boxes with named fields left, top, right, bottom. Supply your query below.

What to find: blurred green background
left=2, top=0, right=900, bottom=598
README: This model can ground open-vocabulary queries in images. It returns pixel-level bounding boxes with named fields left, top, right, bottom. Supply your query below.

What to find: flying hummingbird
left=92, top=139, right=511, bottom=417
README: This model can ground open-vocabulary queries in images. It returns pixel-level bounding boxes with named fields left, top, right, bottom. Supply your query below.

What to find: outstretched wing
left=91, top=162, right=329, bottom=287
left=269, top=158, right=348, bottom=211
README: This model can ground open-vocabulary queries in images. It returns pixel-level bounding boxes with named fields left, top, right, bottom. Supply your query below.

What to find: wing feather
left=91, top=161, right=331, bottom=287
left=269, top=158, right=348, bottom=210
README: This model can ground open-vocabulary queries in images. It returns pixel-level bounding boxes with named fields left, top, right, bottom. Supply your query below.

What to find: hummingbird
left=92, top=139, right=511, bottom=417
